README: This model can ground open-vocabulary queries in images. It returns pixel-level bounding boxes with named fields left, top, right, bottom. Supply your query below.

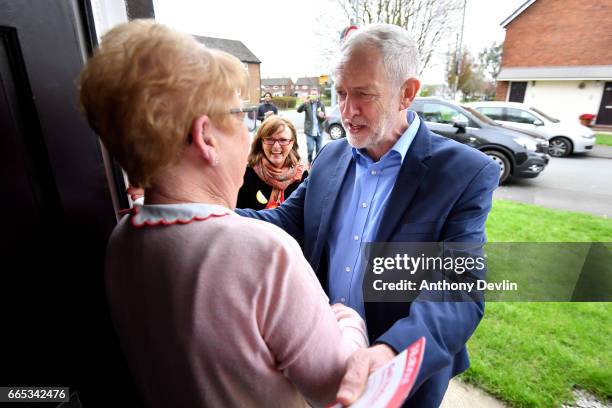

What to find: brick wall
left=495, top=81, right=509, bottom=101
left=247, top=63, right=260, bottom=105
left=501, top=0, right=612, bottom=68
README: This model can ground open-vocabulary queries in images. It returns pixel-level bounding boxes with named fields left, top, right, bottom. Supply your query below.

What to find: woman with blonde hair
left=238, top=116, right=307, bottom=209
left=79, top=20, right=367, bottom=408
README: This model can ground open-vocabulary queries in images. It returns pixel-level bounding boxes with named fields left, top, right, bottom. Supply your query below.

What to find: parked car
left=412, top=97, right=550, bottom=184
left=324, top=105, right=346, bottom=140
left=465, top=101, right=595, bottom=157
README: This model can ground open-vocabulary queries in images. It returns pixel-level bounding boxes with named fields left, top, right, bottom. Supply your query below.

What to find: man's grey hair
left=338, top=23, right=420, bottom=87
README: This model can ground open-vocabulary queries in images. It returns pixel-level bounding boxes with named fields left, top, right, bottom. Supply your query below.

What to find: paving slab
left=440, top=379, right=508, bottom=408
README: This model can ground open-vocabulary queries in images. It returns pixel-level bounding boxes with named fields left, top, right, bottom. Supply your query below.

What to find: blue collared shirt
left=310, top=101, right=319, bottom=136
left=327, top=111, right=420, bottom=318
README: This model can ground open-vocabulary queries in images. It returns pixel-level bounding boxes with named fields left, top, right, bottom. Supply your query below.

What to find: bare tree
left=478, top=41, right=503, bottom=80
left=446, top=47, right=488, bottom=100
left=338, top=0, right=464, bottom=76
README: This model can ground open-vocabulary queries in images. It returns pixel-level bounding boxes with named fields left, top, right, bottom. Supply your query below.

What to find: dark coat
left=257, top=102, right=278, bottom=122
left=237, top=166, right=308, bottom=210
left=297, top=100, right=326, bottom=135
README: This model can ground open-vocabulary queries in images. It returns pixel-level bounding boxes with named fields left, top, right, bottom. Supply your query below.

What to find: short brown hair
left=79, top=20, right=247, bottom=187
left=248, top=116, right=300, bottom=167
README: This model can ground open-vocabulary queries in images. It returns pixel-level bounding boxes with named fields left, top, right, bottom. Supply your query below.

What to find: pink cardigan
left=105, top=203, right=368, bottom=407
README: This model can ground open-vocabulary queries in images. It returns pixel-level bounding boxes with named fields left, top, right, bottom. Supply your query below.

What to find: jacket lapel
left=374, top=120, right=432, bottom=243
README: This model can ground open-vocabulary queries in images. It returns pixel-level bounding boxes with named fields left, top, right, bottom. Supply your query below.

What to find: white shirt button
left=371, top=170, right=377, bottom=176
left=353, top=235, right=359, bottom=241
left=340, top=297, right=346, bottom=303
left=361, top=202, right=368, bottom=208
left=345, top=266, right=351, bottom=272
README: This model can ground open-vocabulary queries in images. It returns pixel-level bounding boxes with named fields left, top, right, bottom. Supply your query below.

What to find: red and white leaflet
left=327, top=337, right=426, bottom=408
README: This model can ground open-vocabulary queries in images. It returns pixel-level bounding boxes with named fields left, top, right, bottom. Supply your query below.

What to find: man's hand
left=336, top=344, right=396, bottom=405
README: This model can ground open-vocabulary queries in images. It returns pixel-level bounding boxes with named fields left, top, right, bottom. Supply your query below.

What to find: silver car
left=466, top=101, right=596, bottom=157
left=324, top=105, right=346, bottom=140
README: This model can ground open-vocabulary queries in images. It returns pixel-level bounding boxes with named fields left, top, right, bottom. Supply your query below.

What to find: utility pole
left=332, top=0, right=360, bottom=107
left=453, top=0, right=467, bottom=101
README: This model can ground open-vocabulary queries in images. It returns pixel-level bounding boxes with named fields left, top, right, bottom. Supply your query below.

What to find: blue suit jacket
left=237, top=119, right=499, bottom=407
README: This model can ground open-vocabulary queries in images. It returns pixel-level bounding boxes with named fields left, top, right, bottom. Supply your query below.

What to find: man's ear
left=399, top=78, right=421, bottom=110
left=190, top=114, right=219, bottom=166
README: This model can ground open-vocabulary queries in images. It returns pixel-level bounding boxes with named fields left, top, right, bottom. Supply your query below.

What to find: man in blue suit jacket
left=237, top=23, right=499, bottom=407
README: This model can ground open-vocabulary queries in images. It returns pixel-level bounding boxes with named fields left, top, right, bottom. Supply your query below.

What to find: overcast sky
left=153, top=0, right=526, bottom=84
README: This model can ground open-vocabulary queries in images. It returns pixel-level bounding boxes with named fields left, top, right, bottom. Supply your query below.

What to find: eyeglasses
left=230, top=106, right=258, bottom=131
left=187, top=106, right=258, bottom=144
left=262, top=137, right=293, bottom=146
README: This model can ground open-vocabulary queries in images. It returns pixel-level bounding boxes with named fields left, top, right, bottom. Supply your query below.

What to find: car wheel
left=484, top=150, right=511, bottom=184
left=548, top=137, right=572, bottom=157
left=328, top=123, right=346, bottom=140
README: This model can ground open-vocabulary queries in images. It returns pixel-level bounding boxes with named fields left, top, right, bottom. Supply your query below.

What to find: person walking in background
left=238, top=116, right=307, bottom=210
left=257, top=91, right=278, bottom=122
left=297, top=91, right=326, bottom=164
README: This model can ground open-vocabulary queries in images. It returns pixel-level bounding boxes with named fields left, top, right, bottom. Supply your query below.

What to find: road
left=274, top=109, right=612, bottom=217
left=495, top=154, right=612, bottom=217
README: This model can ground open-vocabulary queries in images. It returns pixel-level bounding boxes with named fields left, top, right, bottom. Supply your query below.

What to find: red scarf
left=252, top=157, right=304, bottom=209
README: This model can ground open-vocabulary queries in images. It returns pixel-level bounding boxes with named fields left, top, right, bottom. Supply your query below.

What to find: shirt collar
left=129, top=202, right=232, bottom=227
left=351, top=110, right=420, bottom=164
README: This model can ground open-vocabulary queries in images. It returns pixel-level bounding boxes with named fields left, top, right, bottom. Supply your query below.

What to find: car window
left=530, top=107, right=560, bottom=123
left=476, top=106, right=504, bottom=121
left=421, top=103, right=468, bottom=125
left=462, top=106, right=498, bottom=126
left=506, top=108, right=540, bottom=124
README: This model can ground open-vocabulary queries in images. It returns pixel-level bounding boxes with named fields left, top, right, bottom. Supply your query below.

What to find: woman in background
left=237, top=116, right=308, bottom=209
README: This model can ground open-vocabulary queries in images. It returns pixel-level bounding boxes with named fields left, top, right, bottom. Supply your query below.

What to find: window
left=477, top=107, right=504, bottom=121
left=506, top=108, right=539, bottom=124
left=530, top=107, right=559, bottom=123
left=421, top=103, right=468, bottom=125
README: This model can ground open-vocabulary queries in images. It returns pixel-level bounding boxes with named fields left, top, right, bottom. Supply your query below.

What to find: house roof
left=193, top=35, right=261, bottom=64
left=497, top=65, right=612, bottom=81
left=500, top=0, right=537, bottom=28
left=295, top=77, right=319, bottom=86
left=261, top=78, right=293, bottom=86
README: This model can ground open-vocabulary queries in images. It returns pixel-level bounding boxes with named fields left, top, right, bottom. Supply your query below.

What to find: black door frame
left=0, top=1, right=152, bottom=406
left=596, top=81, right=612, bottom=125
left=508, top=81, right=527, bottom=103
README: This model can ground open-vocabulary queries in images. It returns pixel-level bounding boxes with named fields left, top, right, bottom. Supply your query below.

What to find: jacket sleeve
left=235, top=176, right=308, bottom=243
left=375, top=159, right=499, bottom=394
left=297, top=103, right=306, bottom=113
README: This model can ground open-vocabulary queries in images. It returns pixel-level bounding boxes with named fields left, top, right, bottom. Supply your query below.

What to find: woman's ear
left=400, top=78, right=421, bottom=110
left=190, top=114, right=219, bottom=166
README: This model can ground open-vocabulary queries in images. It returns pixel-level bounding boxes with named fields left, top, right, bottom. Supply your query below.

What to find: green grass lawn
left=460, top=200, right=612, bottom=407
left=596, top=133, right=612, bottom=146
